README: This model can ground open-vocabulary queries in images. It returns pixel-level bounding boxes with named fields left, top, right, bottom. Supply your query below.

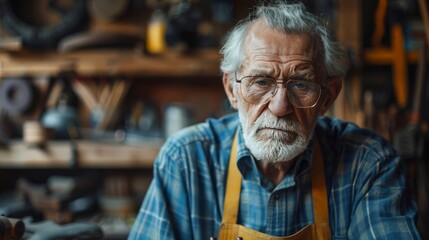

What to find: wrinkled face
left=236, top=20, right=328, bottom=163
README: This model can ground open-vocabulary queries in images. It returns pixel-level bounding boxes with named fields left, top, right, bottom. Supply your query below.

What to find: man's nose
left=268, top=86, right=293, bottom=117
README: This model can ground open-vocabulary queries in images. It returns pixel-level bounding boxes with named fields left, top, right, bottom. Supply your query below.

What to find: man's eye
left=252, top=77, right=273, bottom=87
left=290, top=82, right=310, bottom=91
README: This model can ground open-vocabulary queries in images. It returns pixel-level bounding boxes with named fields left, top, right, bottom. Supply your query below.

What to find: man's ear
left=223, top=73, right=238, bottom=109
left=320, top=77, right=343, bottom=114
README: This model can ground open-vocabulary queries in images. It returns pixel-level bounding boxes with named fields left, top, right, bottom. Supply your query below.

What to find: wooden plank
left=334, top=0, right=363, bottom=126
left=0, top=140, right=161, bottom=168
left=0, top=49, right=220, bottom=78
left=0, top=38, right=22, bottom=51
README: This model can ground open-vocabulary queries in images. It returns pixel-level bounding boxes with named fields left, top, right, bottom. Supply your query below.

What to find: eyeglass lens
left=240, top=76, right=321, bottom=108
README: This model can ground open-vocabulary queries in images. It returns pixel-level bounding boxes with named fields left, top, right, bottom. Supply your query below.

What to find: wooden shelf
left=0, top=49, right=221, bottom=78
left=0, top=140, right=162, bottom=168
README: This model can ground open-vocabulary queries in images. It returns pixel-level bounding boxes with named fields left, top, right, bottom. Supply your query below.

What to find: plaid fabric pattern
left=128, top=113, right=420, bottom=240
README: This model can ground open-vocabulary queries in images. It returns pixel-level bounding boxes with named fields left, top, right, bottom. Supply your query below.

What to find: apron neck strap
left=310, top=137, right=329, bottom=224
left=222, top=131, right=241, bottom=223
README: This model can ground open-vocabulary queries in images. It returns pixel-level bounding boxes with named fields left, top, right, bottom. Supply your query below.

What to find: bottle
left=146, top=8, right=167, bottom=55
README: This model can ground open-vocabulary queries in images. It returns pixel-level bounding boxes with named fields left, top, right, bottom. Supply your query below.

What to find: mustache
left=254, top=113, right=300, bottom=131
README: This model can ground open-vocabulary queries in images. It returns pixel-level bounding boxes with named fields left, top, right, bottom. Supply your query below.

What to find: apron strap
left=222, top=131, right=241, bottom=224
left=311, top=138, right=330, bottom=224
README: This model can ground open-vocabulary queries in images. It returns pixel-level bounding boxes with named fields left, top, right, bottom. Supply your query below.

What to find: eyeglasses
left=235, top=72, right=325, bottom=108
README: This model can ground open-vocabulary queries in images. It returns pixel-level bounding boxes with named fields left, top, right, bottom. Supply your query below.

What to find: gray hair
left=219, top=2, right=347, bottom=79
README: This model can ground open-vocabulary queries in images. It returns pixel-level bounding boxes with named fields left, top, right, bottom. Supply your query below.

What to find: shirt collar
left=235, top=127, right=314, bottom=188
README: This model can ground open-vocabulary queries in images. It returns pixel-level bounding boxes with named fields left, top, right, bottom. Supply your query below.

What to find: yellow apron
left=218, top=134, right=331, bottom=240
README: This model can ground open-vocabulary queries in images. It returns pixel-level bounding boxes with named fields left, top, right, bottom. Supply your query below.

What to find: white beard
left=238, top=110, right=312, bottom=164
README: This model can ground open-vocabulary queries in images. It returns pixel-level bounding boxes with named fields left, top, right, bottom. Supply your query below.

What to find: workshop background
left=0, top=0, right=428, bottom=239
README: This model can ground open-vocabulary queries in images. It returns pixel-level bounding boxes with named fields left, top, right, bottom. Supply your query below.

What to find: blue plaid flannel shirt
left=128, top=113, right=420, bottom=239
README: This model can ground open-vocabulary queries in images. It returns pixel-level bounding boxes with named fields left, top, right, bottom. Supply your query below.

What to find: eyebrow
left=245, top=71, right=316, bottom=81
left=247, top=69, right=273, bottom=76
left=287, top=72, right=316, bottom=80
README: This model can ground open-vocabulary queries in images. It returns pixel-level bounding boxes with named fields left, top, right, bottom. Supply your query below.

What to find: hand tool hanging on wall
left=57, top=0, right=141, bottom=52
left=372, top=0, right=412, bottom=109
left=0, top=0, right=89, bottom=50
left=71, top=76, right=132, bottom=130
left=391, top=23, right=408, bottom=109
left=165, top=0, right=204, bottom=51
left=0, top=78, right=34, bottom=117
left=372, top=0, right=388, bottom=48
left=40, top=78, right=79, bottom=140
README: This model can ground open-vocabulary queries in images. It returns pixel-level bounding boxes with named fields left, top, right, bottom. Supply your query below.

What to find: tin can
left=164, top=103, right=192, bottom=138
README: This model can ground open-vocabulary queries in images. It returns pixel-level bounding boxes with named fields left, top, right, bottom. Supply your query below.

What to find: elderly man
left=129, top=2, right=420, bottom=239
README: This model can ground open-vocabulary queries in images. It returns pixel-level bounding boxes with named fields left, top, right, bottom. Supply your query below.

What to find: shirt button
left=274, top=194, right=280, bottom=200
